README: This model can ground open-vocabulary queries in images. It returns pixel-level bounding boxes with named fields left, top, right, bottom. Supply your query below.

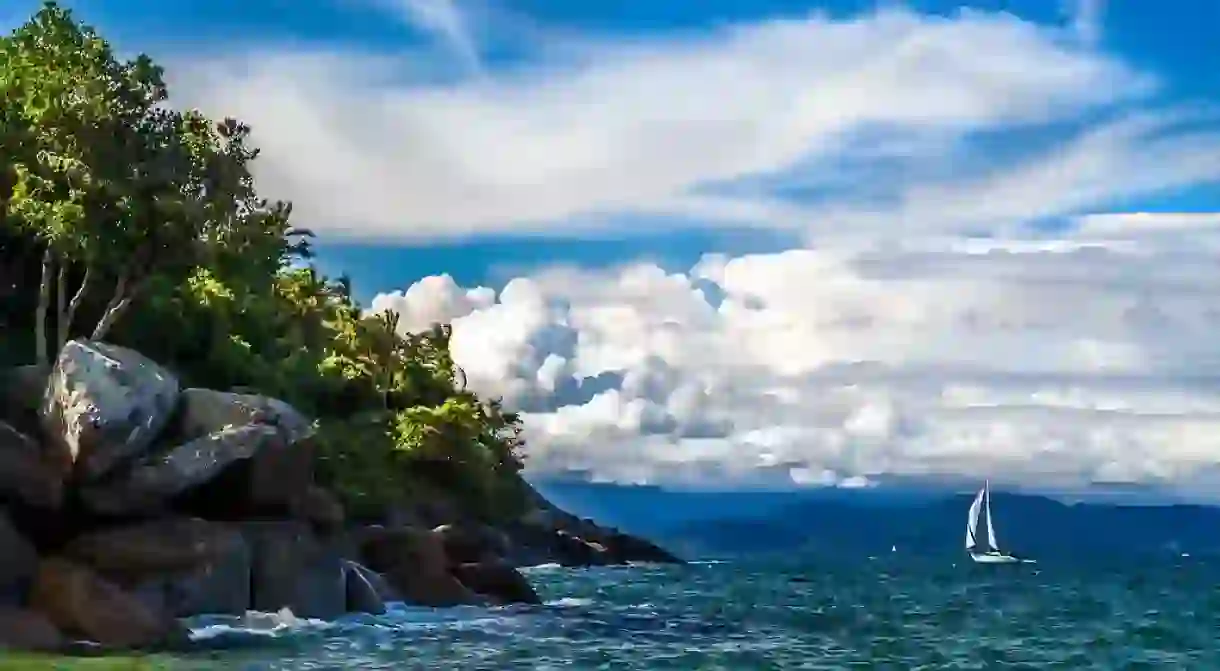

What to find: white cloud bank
left=163, top=2, right=1220, bottom=497
left=369, top=217, right=1220, bottom=498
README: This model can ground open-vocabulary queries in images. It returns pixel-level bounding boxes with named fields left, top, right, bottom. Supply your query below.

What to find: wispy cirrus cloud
left=168, top=2, right=1219, bottom=243
left=383, top=0, right=483, bottom=72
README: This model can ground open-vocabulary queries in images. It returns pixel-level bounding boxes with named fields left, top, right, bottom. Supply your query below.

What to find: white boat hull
left=969, top=552, right=1021, bottom=564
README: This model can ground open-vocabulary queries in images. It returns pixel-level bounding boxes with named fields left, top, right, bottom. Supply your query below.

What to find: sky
left=11, top=0, right=1220, bottom=499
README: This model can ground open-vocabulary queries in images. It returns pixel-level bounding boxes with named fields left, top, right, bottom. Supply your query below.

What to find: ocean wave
left=545, top=597, right=594, bottom=608
left=188, top=607, right=331, bottom=642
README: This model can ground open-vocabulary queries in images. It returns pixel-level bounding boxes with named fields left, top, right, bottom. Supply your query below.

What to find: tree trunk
left=34, top=248, right=52, bottom=366
left=90, top=273, right=132, bottom=342
left=61, top=265, right=93, bottom=350
left=55, top=260, right=66, bottom=355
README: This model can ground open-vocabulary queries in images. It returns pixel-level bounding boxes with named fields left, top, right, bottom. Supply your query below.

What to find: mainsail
left=965, top=482, right=999, bottom=553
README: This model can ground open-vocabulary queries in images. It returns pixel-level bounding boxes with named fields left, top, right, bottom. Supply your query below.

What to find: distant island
left=538, top=481, right=1220, bottom=559
left=0, top=3, right=680, bottom=655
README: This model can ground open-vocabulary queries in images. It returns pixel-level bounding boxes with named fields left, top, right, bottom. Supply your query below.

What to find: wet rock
left=0, top=509, right=38, bottom=604
left=598, top=529, right=685, bottom=564
left=31, top=558, right=185, bottom=649
left=433, top=523, right=511, bottom=566
left=357, top=527, right=483, bottom=607
left=557, top=530, right=612, bottom=566
left=0, top=420, right=63, bottom=510
left=243, top=521, right=346, bottom=620
left=64, top=517, right=251, bottom=615
left=126, top=538, right=251, bottom=618
left=0, top=607, right=66, bottom=652
left=451, top=560, right=541, bottom=605
left=79, top=423, right=284, bottom=517
left=514, top=499, right=685, bottom=566
left=40, top=340, right=179, bottom=481
left=343, top=560, right=395, bottom=615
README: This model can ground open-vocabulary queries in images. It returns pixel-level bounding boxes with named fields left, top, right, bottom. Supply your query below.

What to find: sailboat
left=964, top=481, right=1026, bottom=564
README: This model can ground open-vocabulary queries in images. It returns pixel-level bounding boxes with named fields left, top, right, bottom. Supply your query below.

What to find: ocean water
left=126, top=553, right=1220, bottom=669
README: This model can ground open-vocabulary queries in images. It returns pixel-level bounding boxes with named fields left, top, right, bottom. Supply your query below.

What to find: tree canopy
left=0, top=2, right=527, bottom=520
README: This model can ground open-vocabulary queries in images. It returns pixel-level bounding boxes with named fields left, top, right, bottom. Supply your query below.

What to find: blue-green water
left=158, top=554, right=1220, bottom=669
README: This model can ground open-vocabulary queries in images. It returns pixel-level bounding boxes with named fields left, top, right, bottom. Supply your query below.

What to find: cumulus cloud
left=150, top=1, right=1220, bottom=498
left=163, top=3, right=1220, bottom=242
left=369, top=214, right=1220, bottom=499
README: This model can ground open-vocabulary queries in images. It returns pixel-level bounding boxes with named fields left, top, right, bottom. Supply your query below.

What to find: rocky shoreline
left=0, top=339, right=683, bottom=653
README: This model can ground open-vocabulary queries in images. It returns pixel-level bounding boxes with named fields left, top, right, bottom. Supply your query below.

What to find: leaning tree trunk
left=34, top=248, right=53, bottom=366
left=90, top=272, right=134, bottom=342
left=59, top=265, right=93, bottom=351
left=55, top=260, right=66, bottom=355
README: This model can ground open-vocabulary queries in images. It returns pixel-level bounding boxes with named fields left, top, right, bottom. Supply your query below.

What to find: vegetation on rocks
left=0, top=1, right=527, bottom=521
left=0, top=2, right=682, bottom=656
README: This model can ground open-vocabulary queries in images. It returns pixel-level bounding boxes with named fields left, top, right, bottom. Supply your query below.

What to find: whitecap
left=545, top=597, right=593, bottom=608
left=188, top=607, right=330, bottom=641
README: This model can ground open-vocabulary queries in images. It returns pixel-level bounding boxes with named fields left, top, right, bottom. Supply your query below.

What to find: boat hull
left=969, top=552, right=1021, bottom=564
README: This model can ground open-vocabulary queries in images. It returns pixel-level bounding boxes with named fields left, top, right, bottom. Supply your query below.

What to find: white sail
left=964, top=481, right=1029, bottom=564
left=983, top=483, right=999, bottom=552
left=965, top=486, right=985, bottom=550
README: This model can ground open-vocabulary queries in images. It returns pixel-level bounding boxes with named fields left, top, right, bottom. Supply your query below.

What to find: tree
left=0, top=3, right=290, bottom=364
left=1, top=3, right=529, bottom=521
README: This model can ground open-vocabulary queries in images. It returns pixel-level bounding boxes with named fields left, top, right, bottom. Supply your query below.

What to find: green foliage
left=0, top=3, right=527, bottom=521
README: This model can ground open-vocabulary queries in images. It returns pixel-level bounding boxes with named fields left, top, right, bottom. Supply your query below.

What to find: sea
left=101, top=551, right=1220, bottom=669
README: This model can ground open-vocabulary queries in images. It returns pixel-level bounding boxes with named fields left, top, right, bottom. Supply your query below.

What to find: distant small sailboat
left=965, top=481, right=1028, bottom=564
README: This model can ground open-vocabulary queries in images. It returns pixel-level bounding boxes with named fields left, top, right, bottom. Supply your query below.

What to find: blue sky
left=13, top=0, right=1220, bottom=497
left=12, top=0, right=1219, bottom=296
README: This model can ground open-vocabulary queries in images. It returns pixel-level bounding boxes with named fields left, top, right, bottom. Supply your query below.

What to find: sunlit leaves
left=1, top=2, right=528, bottom=521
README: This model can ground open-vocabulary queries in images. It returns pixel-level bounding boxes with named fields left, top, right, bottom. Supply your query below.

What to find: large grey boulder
left=147, top=389, right=320, bottom=519
left=80, top=388, right=322, bottom=518
left=40, top=340, right=179, bottom=482
left=80, top=424, right=284, bottom=517
left=177, top=388, right=314, bottom=447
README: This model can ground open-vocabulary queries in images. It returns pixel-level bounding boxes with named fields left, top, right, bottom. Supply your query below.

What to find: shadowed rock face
left=0, top=607, right=66, bottom=652
left=356, top=526, right=485, bottom=607
left=0, top=510, right=38, bottom=605
left=0, top=420, right=63, bottom=511
left=243, top=521, right=348, bottom=620
left=0, top=338, right=684, bottom=654
left=80, top=423, right=286, bottom=517
left=64, top=517, right=243, bottom=579
left=30, top=557, right=186, bottom=650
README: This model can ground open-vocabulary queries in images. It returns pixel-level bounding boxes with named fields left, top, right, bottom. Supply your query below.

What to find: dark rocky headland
left=0, top=340, right=682, bottom=653
left=0, top=3, right=681, bottom=655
